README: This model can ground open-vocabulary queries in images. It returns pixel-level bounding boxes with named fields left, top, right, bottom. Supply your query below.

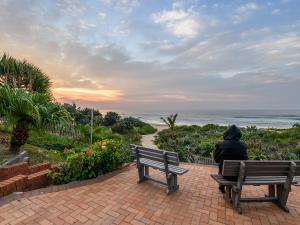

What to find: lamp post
left=90, top=109, right=93, bottom=145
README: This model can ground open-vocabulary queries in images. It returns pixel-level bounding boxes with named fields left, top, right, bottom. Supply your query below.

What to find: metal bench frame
left=131, top=145, right=188, bottom=194
left=211, top=160, right=300, bottom=214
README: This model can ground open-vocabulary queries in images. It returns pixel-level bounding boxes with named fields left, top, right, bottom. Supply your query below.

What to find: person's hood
left=223, top=125, right=242, bottom=140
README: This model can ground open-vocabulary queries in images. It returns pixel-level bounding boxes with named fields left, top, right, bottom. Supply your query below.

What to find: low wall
left=0, top=162, right=58, bottom=197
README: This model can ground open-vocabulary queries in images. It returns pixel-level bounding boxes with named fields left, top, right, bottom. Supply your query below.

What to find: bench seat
left=140, top=158, right=188, bottom=175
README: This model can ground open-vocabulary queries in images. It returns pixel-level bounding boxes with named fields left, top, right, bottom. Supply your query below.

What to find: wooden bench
left=130, top=145, right=189, bottom=194
left=211, top=160, right=300, bottom=213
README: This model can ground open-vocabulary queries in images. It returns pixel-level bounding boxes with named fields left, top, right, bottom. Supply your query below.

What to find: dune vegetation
left=154, top=123, right=300, bottom=162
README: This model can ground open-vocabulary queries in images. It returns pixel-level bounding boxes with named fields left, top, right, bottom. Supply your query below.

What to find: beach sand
left=141, top=124, right=167, bottom=148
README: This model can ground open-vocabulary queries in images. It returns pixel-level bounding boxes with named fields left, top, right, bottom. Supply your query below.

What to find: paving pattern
left=0, top=164, right=300, bottom=225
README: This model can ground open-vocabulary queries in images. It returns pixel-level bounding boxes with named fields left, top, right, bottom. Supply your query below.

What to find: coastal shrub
left=75, top=124, right=121, bottom=144
left=103, top=112, right=121, bottom=126
left=249, top=148, right=267, bottom=160
left=155, top=124, right=300, bottom=161
left=198, top=141, right=215, bottom=157
left=112, top=117, right=157, bottom=135
left=137, top=123, right=157, bottom=135
left=63, top=103, right=103, bottom=126
left=112, top=119, right=135, bottom=134
left=48, top=139, right=129, bottom=184
left=27, top=130, right=74, bottom=151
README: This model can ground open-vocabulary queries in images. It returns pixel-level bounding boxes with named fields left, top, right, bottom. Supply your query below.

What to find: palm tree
left=0, top=54, right=51, bottom=95
left=160, top=113, right=178, bottom=131
left=0, top=86, right=71, bottom=153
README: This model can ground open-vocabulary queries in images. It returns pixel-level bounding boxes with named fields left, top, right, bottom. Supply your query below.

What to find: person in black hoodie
left=213, top=125, right=248, bottom=193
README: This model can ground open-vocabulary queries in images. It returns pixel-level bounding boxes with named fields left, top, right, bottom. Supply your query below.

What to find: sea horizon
left=100, top=109, right=300, bottom=129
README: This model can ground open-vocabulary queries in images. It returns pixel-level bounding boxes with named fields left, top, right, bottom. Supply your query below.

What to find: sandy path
left=141, top=124, right=167, bottom=149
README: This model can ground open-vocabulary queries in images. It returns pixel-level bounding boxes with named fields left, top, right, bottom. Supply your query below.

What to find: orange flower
left=87, top=148, right=93, bottom=156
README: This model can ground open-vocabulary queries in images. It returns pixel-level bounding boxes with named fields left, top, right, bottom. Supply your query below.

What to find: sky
left=0, top=0, right=300, bottom=111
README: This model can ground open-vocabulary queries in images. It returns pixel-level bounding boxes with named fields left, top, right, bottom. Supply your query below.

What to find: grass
left=0, top=131, right=64, bottom=165
left=0, top=143, right=64, bottom=165
left=22, top=144, right=64, bottom=164
left=137, top=123, right=157, bottom=135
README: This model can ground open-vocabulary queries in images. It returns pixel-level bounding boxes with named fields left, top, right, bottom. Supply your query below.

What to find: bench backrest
left=130, top=145, right=179, bottom=166
left=222, top=160, right=300, bottom=177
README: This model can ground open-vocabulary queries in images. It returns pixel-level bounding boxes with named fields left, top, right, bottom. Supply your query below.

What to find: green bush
left=103, top=112, right=121, bottom=126
left=137, top=123, right=157, bottom=135
left=112, top=119, right=135, bottom=134
left=27, top=130, right=74, bottom=151
left=48, top=139, right=129, bottom=184
left=155, top=124, right=300, bottom=161
left=75, top=125, right=120, bottom=144
left=198, top=141, right=215, bottom=157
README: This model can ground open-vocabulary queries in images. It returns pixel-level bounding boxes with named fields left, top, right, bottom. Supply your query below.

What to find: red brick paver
left=0, top=164, right=300, bottom=225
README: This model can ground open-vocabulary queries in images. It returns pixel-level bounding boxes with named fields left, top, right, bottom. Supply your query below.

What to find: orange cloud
left=53, top=87, right=123, bottom=102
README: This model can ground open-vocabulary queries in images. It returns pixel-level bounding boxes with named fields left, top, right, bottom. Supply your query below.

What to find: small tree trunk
left=9, top=120, right=29, bottom=154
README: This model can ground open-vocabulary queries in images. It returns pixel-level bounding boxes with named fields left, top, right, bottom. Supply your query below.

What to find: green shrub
left=155, top=124, right=300, bottom=161
left=112, top=119, right=135, bottom=134
left=249, top=148, right=268, bottom=160
left=198, top=141, right=215, bottom=157
left=137, top=123, right=157, bottom=135
left=27, top=130, right=74, bottom=151
left=48, top=139, right=129, bottom=185
left=75, top=125, right=120, bottom=144
left=103, top=112, right=121, bottom=126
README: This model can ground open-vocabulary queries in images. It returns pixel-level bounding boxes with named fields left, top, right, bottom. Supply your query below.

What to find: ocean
left=116, top=109, right=300, bottom=129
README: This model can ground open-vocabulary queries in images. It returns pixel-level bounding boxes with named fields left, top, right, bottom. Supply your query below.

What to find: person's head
left=223, top=125, right=242, bottom=140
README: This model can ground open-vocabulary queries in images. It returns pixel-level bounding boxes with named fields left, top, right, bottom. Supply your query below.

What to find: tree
left=63, top=103, right=103, bottom=125
left=103, top=112, right=121, bottom=126
left=160, top=113, right=178, bottom=131
left=0, top=54, right=51, bottom=95
left=0, top=86, right=71, bottom=153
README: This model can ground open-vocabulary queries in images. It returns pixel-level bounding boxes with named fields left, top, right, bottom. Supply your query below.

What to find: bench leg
left=166, top=174, right=179, bottom=194
left=267, top=185, right=275, bottom=198
left=232, top=186, right=243, bottom=214
left=276, top=184, right=290, bottom=212
left=137, top=165, right=145, bottom=183
left=171, top=174, right=179, bottom=192
left=276, top=162, right=296, bottom=213
left=232, top=161, right=245, bottom=214
left=145, top=166, right=149, bottom=177
left=224, top=186, right=232, bottom=203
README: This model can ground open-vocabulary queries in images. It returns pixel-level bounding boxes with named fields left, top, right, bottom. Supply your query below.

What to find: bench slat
left=211, top=174, right=298, bottom=186
left=222, top=160, right=296, bottom=177
left=137, top=150, right=179, bottom=165
left=140, top=158, right=188, bottom=175
left=137, top=146, right=178, bottom=157
left=138, top=154, right=165, bottom=163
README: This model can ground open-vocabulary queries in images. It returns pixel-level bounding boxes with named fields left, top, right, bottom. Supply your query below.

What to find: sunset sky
left=0, top=0, right=299, bottom=111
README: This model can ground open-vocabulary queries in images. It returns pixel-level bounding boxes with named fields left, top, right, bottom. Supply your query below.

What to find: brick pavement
left=0, top=164, right=300, bottom=225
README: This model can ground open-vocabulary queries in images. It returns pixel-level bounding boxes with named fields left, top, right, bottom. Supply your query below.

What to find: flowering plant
left=49, top=139, right=130, bottom=184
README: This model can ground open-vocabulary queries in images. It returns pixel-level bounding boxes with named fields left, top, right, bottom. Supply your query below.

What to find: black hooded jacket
left=214, top=125, right=248, bottom=177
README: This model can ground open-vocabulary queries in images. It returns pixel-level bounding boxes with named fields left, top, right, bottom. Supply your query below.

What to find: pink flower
left=64, top=147, right=69, bottom=151
left=87, top=148, right=93, bottom=156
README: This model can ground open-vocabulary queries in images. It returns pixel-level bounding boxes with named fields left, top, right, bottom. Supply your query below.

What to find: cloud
left=271, top=9, right=281, bottom=15
left=152, top=8, right=201, bottom=39
left=111, top=20, right=130, bottom=36
left=233, top=2, right=260, bottom=24
left=98, top=12, right=107, bottom=20
left=100, top=0, right=139, bottom=13
left=236, top=2, right=259, bottom=13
